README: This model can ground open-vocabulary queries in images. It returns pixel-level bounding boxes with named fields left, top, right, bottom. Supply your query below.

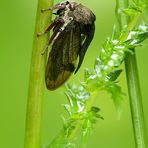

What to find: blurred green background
left=0, top=0, right=148, bottom=148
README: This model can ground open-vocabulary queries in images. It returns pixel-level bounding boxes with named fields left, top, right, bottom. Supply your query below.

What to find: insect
left=38, top=1, right=96, bottom=90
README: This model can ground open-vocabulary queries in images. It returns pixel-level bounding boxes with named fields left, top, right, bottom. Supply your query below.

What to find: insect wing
left=45, top=23, right=81, bottom=90
left=75, top=23, right=95, bottom=73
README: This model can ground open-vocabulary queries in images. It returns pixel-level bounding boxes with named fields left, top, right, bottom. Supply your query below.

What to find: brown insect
left=38, top=1, right=96, bottom=90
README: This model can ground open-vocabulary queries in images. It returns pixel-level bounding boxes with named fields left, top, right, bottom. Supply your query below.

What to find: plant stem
left=24, top=0, right=53, bottom=148
left=116, top=0, right=148, bottom=147
left=125, top=50, right=148, bottom=148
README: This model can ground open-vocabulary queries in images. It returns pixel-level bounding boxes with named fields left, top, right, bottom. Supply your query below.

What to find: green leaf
left=105, top=82, right=124, bottom=116
left=123, top=5, right=142, bottom=16
left=91, top=106, right=100, bottom=113
left=107, top=69, right=123, bottom=81
left=84, top=68, right=92, bottom=81
left=136, top=32, right=148, bottom=43
left=81, top=107, right=103, bottom=145
left=124, top=32, right=148, bottom=48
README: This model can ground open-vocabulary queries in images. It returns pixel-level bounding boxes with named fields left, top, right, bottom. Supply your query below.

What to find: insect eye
left=60, top=1, right=69, bottom=6
left=69, top=17, right=73, bottom=21
left=66, top=1, right=70, bottom=5
left=60, top=2, right=65, bottom=6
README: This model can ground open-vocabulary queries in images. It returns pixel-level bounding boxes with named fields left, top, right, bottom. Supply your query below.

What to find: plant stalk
left=125, top=50, right=148, bottom=148
left=24, top=0, right=53, bottom=148
left=116, top=0, right=148, bottom=147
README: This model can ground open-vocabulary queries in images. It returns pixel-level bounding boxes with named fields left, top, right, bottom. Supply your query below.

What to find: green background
left=0, top=0, right=148, bottom=148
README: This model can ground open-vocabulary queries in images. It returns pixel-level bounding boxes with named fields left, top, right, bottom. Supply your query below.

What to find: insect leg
left=37, top=21, right=55, bottom=37
left=41, top=8, right=52, bottom=13
left=41, top=21, right=64, bottom=55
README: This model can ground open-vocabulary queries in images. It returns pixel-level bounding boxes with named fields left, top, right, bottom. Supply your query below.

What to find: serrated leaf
left=84, top=68, right=92, bottom=81
left=107, top=69, right=123, bottom=81
left=124, top=32, right=148, bottom=48
left=105, top=82, right=124, bottom=116
left=136, top=32, right=148, bottom=43
left=81, top=107, right=103, bottom=145
left=64, top=104, right=72, bottom=115
left=123, top=5, right=142, bottom=16
left=91, top=106, right=100, bottom=113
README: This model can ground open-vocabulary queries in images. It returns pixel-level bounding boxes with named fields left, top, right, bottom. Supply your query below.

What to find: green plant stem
left=116, top=0, right=148, bottom=147
left=24, top=0, right=53, bottom=148
left=125, top=50, right=148, bottom=148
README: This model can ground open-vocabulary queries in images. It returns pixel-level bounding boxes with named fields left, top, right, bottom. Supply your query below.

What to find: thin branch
left=24, top=0, right=53, bottom=148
